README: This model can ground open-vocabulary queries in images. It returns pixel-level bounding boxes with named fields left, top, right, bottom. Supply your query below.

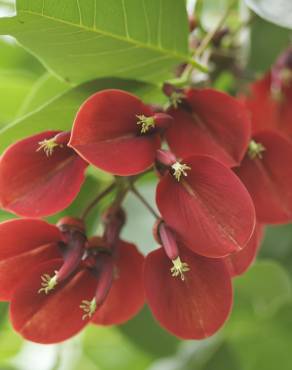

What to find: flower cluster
left=0, top=47, right=291, bottom=343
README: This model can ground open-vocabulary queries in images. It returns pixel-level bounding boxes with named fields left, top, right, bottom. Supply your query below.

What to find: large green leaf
left=0, top=77, right=164, bottom=153
left=0, top=0, right=198, bottom=84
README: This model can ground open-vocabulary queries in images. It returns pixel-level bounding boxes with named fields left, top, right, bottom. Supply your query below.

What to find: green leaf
left=245, top=0, right=292, bottom=29
left=248, top=16, right=291, bottom=73
left=119, top=306, right=179, bottom=358
left=16, top=72, right=70, bottom=117
left=232, top=260, right=292, bottom=319
left=0, top=77, right=164, bottom=153
left=0, top=0, right=200, bottom=84
left=228, top=303, right=292, bottom=370
left=83, top=325, right=152, bottom=370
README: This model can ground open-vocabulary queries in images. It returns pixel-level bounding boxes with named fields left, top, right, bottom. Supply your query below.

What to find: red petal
left=156, top=155, right=256, bottom=258
left=224, top=223, right=264, bottom=277
left=166, top=89, right=251, bottom=167
left=144, top=246, right=233, bottom=339
left=69, top=89, right=160, bottom=176
left=92, top=240, right=145, bottom=325
left=0, top=131, right=88, bottom=217
left=10, top=259, right=97, bottom=344
left=0, top=219, right=62, bottom=301
left=244, top=73, right=292, bottom=138
left=235, top=131, right=292, bottom=223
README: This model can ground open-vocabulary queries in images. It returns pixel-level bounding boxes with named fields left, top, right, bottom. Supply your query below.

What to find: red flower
left=243, top=48, right=292, bottom=139
left=145, top=222, right=232, bottom=339
left=10, top=239, right=144, bottom=344
left=224, top=223, right=264, bottom=277
left=235, top=131, right=292, bottom=223
left=156, top=151, right=256, bottom=258
left=69, top=89, right=171, bottom=176
left=0, top=131, right=88, bottom=217
left=165, top=88, right=251, bottom=167
left=0, top=218, right=62, bottom=300
left=0, top=213, right=145, bottom=343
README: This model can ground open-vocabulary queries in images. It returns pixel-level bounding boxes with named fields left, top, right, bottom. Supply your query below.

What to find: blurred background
left=0, top=0, right=292, bottom=369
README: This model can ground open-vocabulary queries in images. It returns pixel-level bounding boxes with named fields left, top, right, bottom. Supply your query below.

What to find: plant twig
left=130, top=184, right=160, bottom=219
left=81, top=182, right=116, bottom=220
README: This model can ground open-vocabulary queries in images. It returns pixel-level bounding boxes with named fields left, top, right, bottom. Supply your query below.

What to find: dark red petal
left=69, top=89, right=160, bottom=176
left=92, top=240, right=145, bottom=325
left=235, top=131, right=292, bottom=223
left=224, top=223, right=264, bottom=277
left=166, top=89, right=251, bottom=167
left=244, top=73, right=292, bottom=138
left=156, top=155, right=256, bottom=258
left=0, top=131, right=88, bottom=217
left=10, top=259, right=97, bottom=344
left=0, top=219, right=62, bottom=300
left=144, top=246, right=233, bottom=339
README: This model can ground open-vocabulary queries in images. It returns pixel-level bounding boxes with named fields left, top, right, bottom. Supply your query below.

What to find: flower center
left=37, top=138, right=61, bottom=156
left=170, top=256, right=190, bottom=281
left=171, top=161, right=191, bottom=181
left=169, top=91, right=184, bottom=109
left=38, top=272, right=58, bottom=294
left=248, top=140, right=266, bottom=160
left=80, top=298, right=97, bottom=320
left=136, top=114, right=155, bottom=133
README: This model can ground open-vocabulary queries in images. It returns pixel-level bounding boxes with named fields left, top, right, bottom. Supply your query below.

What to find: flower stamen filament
left=248, top=140, right=266, bottom=159
left=80, top=298, right=97, bottom=320
left=170, top=256, right=190, bottom=281
left=171, top=161, right=191, bottom=181
left=37, top=138, right=61, bottom=157
left=38, top=272, right=58, bottom=294
left=136, top=114, right=155, bottom=134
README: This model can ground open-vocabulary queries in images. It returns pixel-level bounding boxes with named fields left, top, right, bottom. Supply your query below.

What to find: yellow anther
left=248, top=140, right=266, bottom=160
left=170, top=256, right=190, bottom=281
left=80, top=298, right=97, bottom=320
left=38, top=272, right=58, bottom=294
left=169, top=91, right=184, bottom=109
left=37, top=138, right=61, bottom=156
left=171, top=161, right=191, bottom=181
left=136, top=114, right=155, bottom=134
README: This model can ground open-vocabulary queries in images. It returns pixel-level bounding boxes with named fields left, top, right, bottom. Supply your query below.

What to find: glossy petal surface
left=0, top=219, right=62, bottom=300
left=144, top=246, right=233, bottom=339
left=156, top=155, right=256, bottom=258
left=0, top=131, right=87, bottom=217
left=69, top=89, right=160, bottom=176
left=224, top=223, right=264, bottom=277
left=166, top=89, right=251, bottom=167
left=235, top=131, right=292, bottom=223
left=92, top=240, right=145, bottom=325
left=10, top=260, right=97, bottom=344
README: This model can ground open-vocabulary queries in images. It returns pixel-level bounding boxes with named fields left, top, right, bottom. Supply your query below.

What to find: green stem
left=130, top=184, right=160, bottom=219
left=81, top=182, right=116, bottom=220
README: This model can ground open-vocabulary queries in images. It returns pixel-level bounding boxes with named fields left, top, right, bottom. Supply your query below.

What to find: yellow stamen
left=37, top=138, right=61, bottom=156
left=171, top=161, right=191, bottom=181
left=170, top=91, right=184, bottom=109
left=170, top=256, right=190, bottom=281
left=80, top=298, right=97, bottom=320
left=136, top=114, right=155, bottom=134
left=38, top=272, right=58, bottom=294
left=248, top=140, right=266, bottom=160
